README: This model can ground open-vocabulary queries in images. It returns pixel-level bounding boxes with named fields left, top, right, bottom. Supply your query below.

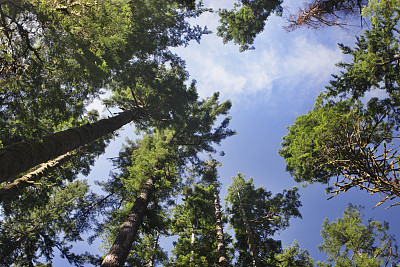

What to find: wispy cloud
left=175, top=8, right=346, bottom=105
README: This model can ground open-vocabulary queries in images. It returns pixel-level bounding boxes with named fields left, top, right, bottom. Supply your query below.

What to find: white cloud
left=175, top=5, right=350, bottom=106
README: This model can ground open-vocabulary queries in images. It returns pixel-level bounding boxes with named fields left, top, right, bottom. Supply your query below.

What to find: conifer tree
left=317, top=204, right=400, bottom=266
left=226, top=174, right=302, bottom=267
left=280, top=1, right=400, bottom=206
left=0, top=180, right=107, bottom=266
left=170, top=183, right=221, bottom=266
left=0, top=0, right=209, bottom=148
left=100, top=92, right=234, bottom=266
left=170, top=159, right=231, bottom=267
left=0, top=60, right=209, bottom=182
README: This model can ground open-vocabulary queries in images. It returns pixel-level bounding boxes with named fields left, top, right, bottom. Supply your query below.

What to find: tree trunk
left=101, top=175, right=156, bottom=267
left=237, top=190, right=262, bottom=267
left=147, top=230, right=160, bottom=267
left=190, top=224, right=195, bottom=264
left=0, top=151, right=74, bottom=203
left=0, top=110, right=141, bottom=183
left=214, top=191, right=228, bottom=267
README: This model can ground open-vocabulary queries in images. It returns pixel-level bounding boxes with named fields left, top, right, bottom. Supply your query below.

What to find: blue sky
left=56, top=0, right=400, bottom=265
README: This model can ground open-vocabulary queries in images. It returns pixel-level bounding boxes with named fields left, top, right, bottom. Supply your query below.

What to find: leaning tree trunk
left=214, top=191, right=229, bottom=267
left=237, top=190, right=262, bottom=267
left=0, top=151, right=74, bottom=203
left=101, top=175, right=156, bottom=267
left=0, top=109, right=142, bottom=183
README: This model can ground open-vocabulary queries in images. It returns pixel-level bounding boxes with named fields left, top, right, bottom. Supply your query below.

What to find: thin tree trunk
left=147, top=230, right=160, bottom=267
left=214, top=191, right=229, bottom=267
left=0, top=110, right=141, bottom=183
left=237, top=190, right=262, bottom=267
left=101, top=175, right=156, bottom=267
left=0, top=151, right=74, bottom=203
left=190, top=224, right=195, bottom=264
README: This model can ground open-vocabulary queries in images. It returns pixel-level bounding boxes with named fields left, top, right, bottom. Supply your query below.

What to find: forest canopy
left=1, top=0, right=400, bottom=266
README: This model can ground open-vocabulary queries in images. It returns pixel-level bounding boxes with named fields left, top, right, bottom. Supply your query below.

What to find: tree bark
left=0, top=151, right=74, bottom=203
left=214, top=191, right=229, bottom=267
left=147, top=230, right=160, bottom=267
left=190, top=224, right=195, bottom=264
left=0, top=110, right=141, bottom=183
left=101, top=175, right=156, bottom=267
left=237, top=190, right=262, bottom=267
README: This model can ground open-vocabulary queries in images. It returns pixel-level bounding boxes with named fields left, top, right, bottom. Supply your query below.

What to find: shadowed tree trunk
left=101, top=175, right=156, bottom=267
left=0, top=151, right=74, bottom=203
left=214, top=191, right=228, bottom=267
left=237, top=190, right=261, bottom=267
left=0, top=110, right=142, bottom=183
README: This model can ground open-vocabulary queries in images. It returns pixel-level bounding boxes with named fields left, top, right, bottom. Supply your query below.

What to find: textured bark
left=101, top=175, right=156, bottom=267
left=0, top=110, right=140, bottom=183
left=0, top=151, right=74, bottom=203
left=237, top=190, right=262, bottom=267
left=214, top=192, right=229, bottom=267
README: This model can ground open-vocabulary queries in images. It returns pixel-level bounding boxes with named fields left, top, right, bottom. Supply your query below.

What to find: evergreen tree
left=0, top=180, right=107, bottom=266
left=170, top=159, right=231, bottom=267
left=226, top=173, right=302, bottom=267
left=0, top=111, right=113, bottom=201
left=280, top=1, right=400, bottom=206
left=217, top=0, right=283, bottom=52
left=317, top=204, right=400, bottom=266
left=0, top=0, right=209, bottom=148
left=0, top=60, right=212, bottom=182
left=170, top=183, right=221, bottom=266
left=100, top=92, right=234, bottom=266
left=274, top=241, right=314, bottom=267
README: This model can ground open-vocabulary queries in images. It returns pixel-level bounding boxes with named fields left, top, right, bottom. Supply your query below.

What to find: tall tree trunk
left=237, top=190, right=262, bottom=267
left=214, top=191, right=229, bottom=267
left=0, top=151, right=74, bottom=203
left=147, top=230, right=160, bottom=267
left=0, top=110, right=141, bottom=183
left=101, top=175, right=156, bottom=267
left=190, top=224, right=195, bottom=264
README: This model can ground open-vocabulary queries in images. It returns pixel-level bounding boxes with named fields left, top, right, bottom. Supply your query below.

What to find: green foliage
left=0, top=180, right=104, bottom=266
left=274, top=240, right=315, bottom=267
left=217, top=0, right=283, bottom=51
left=317, top=204, right=400, bottom=266
left=0, top=0, right=209, bottom=146
left=327, top=0, right=400, bottom=100
left=170, top=183, right=221, bottom=266
left=280, top=1, right=400, bottom=204
left=226, top=173, right=302, bottom=266
left=279, top=98, right=356, bottom=184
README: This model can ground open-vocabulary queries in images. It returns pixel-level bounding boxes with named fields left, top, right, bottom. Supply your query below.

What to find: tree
left=0, top=60, right=208, bottom=182
left=279, top=96, right=400, bottom=207
left=0, top=180, right=107, bottom=266
left=170, top=183, right=221, bottom=266
left=0, top=111, right=113, bottom=202
left=285, top=0, right=368, bottom=30
left=317, top=204, right=400, bottom=266
left=225, top=173, right=302, bottom=267
left=202, top=160, right=230, bottom=267
left=100, top=92, right=234, bottom=266
left=280, top=1, right=400, bottom=207
left=170, top=159, right=230, bottom=267
left=274, top=241, right=314, bottom=267
left=0, top=0, right=209, bottom=147
left=217, top=0, right=283, bottom=51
